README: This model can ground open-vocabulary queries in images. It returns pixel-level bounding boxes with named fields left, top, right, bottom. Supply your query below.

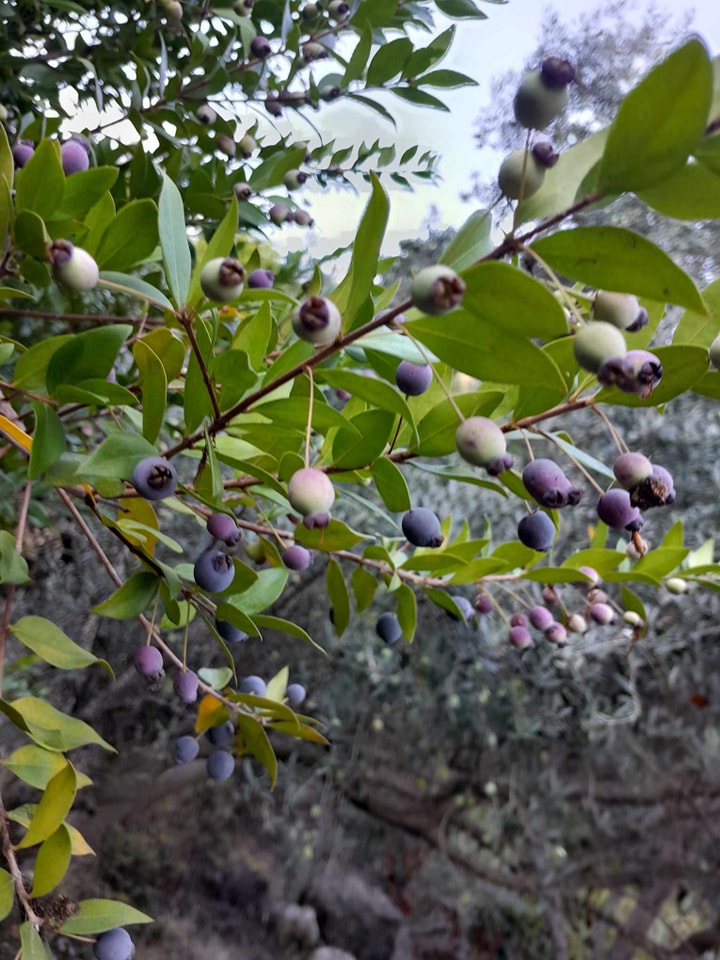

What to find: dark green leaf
left=326, top=559, right=350, bottom=637
left=371, top=457, right=411, bottom=512
left=95, top=199, right=159, bottom=270
left=439, top=209, right=492, bottom=271
left=294, top=519, right=367, bottom=551
left=366, top=39, right=414, bottom=86
left=159, top=172, right=191, bottom=305
left=352, top=565, right=377, bottom=612
left=46, top=325, right=131, bottom=397
left=0, top=868, right=13, bottom=923
left=28, top=403, right=65, bottom=479
left=332, top=409, right=396, bottom=469
left=15, top=140, right=64, bottom=219
left=391, top=87, right=449, bottom=111
left=31, top=825, right=72, bottom=897
left=674, top=277, right=720, bottom=346
left=435, top=0, right=487, bottom=17
left=92, top=571, right=159, bottom=619
left=0, top=530, right=30, bottom=585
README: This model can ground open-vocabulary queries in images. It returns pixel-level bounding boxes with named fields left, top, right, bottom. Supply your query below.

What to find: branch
left=178, top=310, right=222, bottom=421
left=0, top=787, right=42, bottom=928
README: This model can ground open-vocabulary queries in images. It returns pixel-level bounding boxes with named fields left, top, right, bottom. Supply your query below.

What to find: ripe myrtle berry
left=215, top=618, right=248, bottom=643
left=233, top=182, right=253, bottom=202
left=287, top=467, right=335, bottom=528
left=292, top=296, right=342, bottom=345
left=247, top=268, right=274, bottom=288
left=60, top=136, right=90, bottom=175
left=251, top=36, right=271, bottom=58
left=174, top=670, right=199, bottom=704
left=474, top=594, right=493, bottom=615
left=531, top=141, right=559, bottom=168
left=541, top=56, right=576, bottom=88
left=545, top=622, right=568, bottom=645
left=134, top=646, right=164, bottom=680
left=207, top=513, right=240, bottom=545
left=200, top=257, right=245, bottom=303
left=598, top=350, right=663, bottom=398
left=510, top=612, right=528, bottom=628
left=238, top=134, right=257, bottom=157
left=498, top=149, right=546, bottom=200
left=194, top=551, right=235, bottom=593
left=592, top=291, right=644, bottom=331
left=207, top=720, right=235, bottom=748
left=175, top=735, right=200, bottom=764
left=48, top=239, right=99, bottom=291
left=402, top=508, right=444, bottom=549
left=197, top=104, right=217, bottom=124
left=577, top=566, right=600, bottom=585
left=376, top=611, right=402, bottom=644
left=613, top=452, right=653, bottom=490
left=239, top=675, right=267, bottom=697
left=207, top=750, right=235, bottom=781
left=282, top=545, right=314, bottom=571
left=517, top=511, right=555, bottom=551
left=630, top=464, right=675, bottom=509
left=508, top=626, right=533, bottom=649
left=522, top=458, right=582, bottom=508
left=542, top=585, right=559, bottom=606
left=589, top=602, right=615, bottom=625
left=286, top=683, right=307, bottom=706
left=410, top=265, right=465, bottom=315
left=93, top=928, right=135, bottom=960
left=395, top=361, right=433, bottom=396
left=573, top=321, right=627, bottom=374
left=132, top=456, right=178, bottom=500
left=596, top=489, right=643, bottom=531
left=528, top=605, right=554, bottom=631
left=455, top=416, right=508, bottom=470
left=586, top=588, right=608, bottom=605
left=514, top=62, right=573, bottom=130
left=12, top=140, right=34, bottom=168
left=447, top=596, right=475, bottom=622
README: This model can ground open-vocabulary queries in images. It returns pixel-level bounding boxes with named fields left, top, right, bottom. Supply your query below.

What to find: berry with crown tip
left=163, top=1, right=183, bottom=26
left=510, top=612, right=528, bottom=628
left=207, top=750, right=235, bottom=781
left=283, top=168, right=307, bottom=191
left=302, top=41, right=327, bottom=63
left=567, top=613, right=587, bottom=634
left=598, top=349, right=663, bottom=398
left=624, top=610, right=644, bottom=627
left=455, top=416, right=507, bottom=469
left=402, top=508, right=444, bottom=549
left=238, top=134, right=257, bottom=157
left=666, top=577, right=688, bottom=595
left=626, top=307, right=649, bottom=333
left=541, top=56, right=576, bottom=87
left=234, top=0, right=253, bottom=13
left=174, top=670, right=199, bottom=704
left=292, top=296, right=342, bottom=345
left=269, top=203, right=291, bottom=225
left=475, top=594, right=493, bottom=615
left=240, top=675, right=266, bottom=696
left=93, top=928, right=135, bottom=960
left=174, top=735, right=200, bottom=764
left=282, top=544, right=313, bottom=571
left=613, top=452, right=653, bottom=490
left=328, top=0, right=350, bottom=18
left=233, top=182, right=252, bottom=202
left=509, top=626, right=533, bottom=649
left=251, top=36, right=271, bottom=59
left=134, top=646, right=164, bottom=680
left=197, top=104, right=217, bottom=124
left=287, top=467, right=335, bottom=526
left=573, top=321, right=627, bottom=373
left=522, top=458, right=582, bottom=508
left=529, top=605, right=554, bottom=631
left=590, top=602, right=615, bottom=625
left=376, top=611, right=402, bottom=644
left=517, top=511, right=555, bottom=551
left=586, top=588, right=608, bottom=605
left=216, top=135, right=236, bottom=158
left=395, top=361, right=433, bottom=396
left=294, top=209, right=314, bottom=227
left=514, top=68, right=571, bottom=130
left=247, top=268, right=274, bottom=288
left=207, top=720, right=235, bottom=748
left=597, top=489, right=643, bottom=531
left=12, top=140, right=34, bottom=168
left=498, top=149, right=546, bottom=200
left=531, top=141, right=559, bottom=168
left=592, top=291, right=644, bottom=331
left=410, top=265, right=465, bottom=315
left=265, top=93, right=283, bottom=117
left=48, top=239, right=99, bottom=291
left=132, top=456, right=178, bottom=500
left=630, top=464, right=675, bottom=509
left=286, top=683, right=306, bottom=706
left=60, top=137, right=90, bottom=175
left=207, top=512, right=240, bottom=545
left=545, top=622, right=568, bottom=645
left=709, top=333, right=720, bottom=369
left=200, top=257, right=245, bottom=303
left=542, top=585, right=558, bottom=606
left=194, top=551, right=235, bottom=592
left=487, top=453, right=513, bottom=476
left=318, top=80, right=342, bottom=101
left=215, top=618, right=248, bottom=643
left=447, top=596, right=475, bottom=622
left=302, top=1, right=321, bottom=17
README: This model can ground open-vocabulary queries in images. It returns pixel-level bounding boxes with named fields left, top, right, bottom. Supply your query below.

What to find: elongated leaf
left=95, top=199, right=159, bottom=270
left=0, top=868, right=13, bottom=923
left=332, top=409, right=396, bottom=469
left=343, top=21, right=372, bottom=84
left=252, top=615, right=324, bottom=652
left=366, top=39, right=413, bottom=86
left=236, top=714, right=277, bottom=787
left=440, top=209, right=493, bottom=271
left=133, top=339, right=168, bottom=443
left=59, top=899, right=153, bottom=935
left=371, top=457, right=411, bottom=512
left=159, top=173, right=191, bottom=305
left=326, top=560, right=350, bottom=636
left=78, top=432, right=157, bottom=481
left=11, top=617, right=112, bottom=675
left=15, top=140, right=64, bottom=219
left=31, top=824, right=72, bottom=897
left=0, top=530, right=30, bottom=585
left=92, top=571, right=159, bottom=619
left=19, top=922, right=51, bottom=960
left=4, top=697, right=114, bottom=753
left=17, top=762, right=77, bottom=849
left=99, top=271, right=174, bottom=312
left=1, top=746, right=84, bottom=791
left=674, top=277, right=720, bottom=346
left=226, top=567, right=288, bottom=616
left=638, top=160, right=720, bottom=219
left=28, top=403, right=65, bottom=479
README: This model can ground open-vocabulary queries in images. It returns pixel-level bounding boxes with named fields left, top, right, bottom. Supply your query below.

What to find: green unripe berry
left=666, top=577, right=688, bottom=595
left=410, top=265, right=465, bottom=316
left=709, top=332, right=720, bottom=369
left=301, top=1, right=321, bottom=17
left=287, top=467, right=335, bottom=519
left=327, top=0, right=350, bottom=19
left=592, top=290, right=642, bottom=330
left=233, top=0, right=253, bottom=14
left=233, top=182, right=252, bottom=201
left=514, top=69, right=569, bottom=130
left=48, top=239, right=99, bottom=291
left=455, top=417, right=507, bottom=468
left=573, top=321, right=627, bottom=374
left=283, top=168, right=307, bottom=191
left=497, top=149, right=546, bottom=200
left=216, top=135, right=236, bottom=158
left=238, top=134, right=257, bottom=158
left=200, top=257, right=245, bottom=303
left=197, top=104, right=217, bottom=125
left=0, top=104, right=8, bottom=122
left=302, top=42, right=327, bottom=63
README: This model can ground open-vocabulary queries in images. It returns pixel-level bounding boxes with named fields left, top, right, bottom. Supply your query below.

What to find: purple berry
left=626, top=307, right=649, bottom=333
left=510, top=612, right=528, bottom=628
left=134, top=646, right=164, bottom=680
left=402, top=508, right=444, bottom=549
left=207, top=513, right=240, bottom=545
left=531, top=141, right=559, bottom=168
left=215, top=618, right=248, bottom=643
left=395, top=361, right=433, bottom=396
left=487, top=453, right=513, bottom=477
left=540, top=56, right=576, bottom=88
left=598, top=350, right=663, bottom=398
left=578, top=566, right=600, bottom=586
left=207, top=750, right=235, bottom=781
left=251, top=35, right=271, bottom=58
left=474, top=594, right=493, bottom=615
left=282, top=545, right=313, bottom=571
left=194, top=551, right=235, bottom=593
left=60, top=137, right=90, bottom=175
left=286, top=683, right=306, bottom=706
left=174, top=735, right=200, bottom=764
left=239, top=675, right=267, bottom=697
left=376, top=611, right=402, bottom=644
left=292, top=296, right=342, bottom=345
left=132, top=456, right=178, bottom=500
left=545, top=622, right=568, bottom=645
left=293, top=209, right=314, bottom=227
left=410, top=265, right=465, bottom=316
left=174, top=670, right=199, bottom=704
left=597, top=489, right=643, bottom=531
left=517, top=511, right=555, bottom=552
left=93, top=928, right=135, bottom=960
left=528, top=606, right=554, bottom=631
left=613, top=452, right=653, bottom=490
left=455, top=417, right=508, bottom=470
left=630, top=464, right=675, bottom=509
left=207, top=720, right=235, bottom=748
left=247, top=268, right=275, bottom=289
left=542, top=585, right=559, bottom=606
left=589, top=603, right=615, bottom=625
left=269, top=202, right=290, bottom=224
left=522, top=459, right=581, bottom=509
left=287, top=467, right=335, bottom=525
left=508, top=626, right=533, bottom=649
left=12, top=140, right=34, bottom=168
left=447, top=596, right=475, bottom=622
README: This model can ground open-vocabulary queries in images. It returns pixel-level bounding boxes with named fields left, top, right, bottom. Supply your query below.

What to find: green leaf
left=58, top=899, right=153, bottom=935
left=350, top=0, right=399, bottom=28
left=251, top=615, right=323, bottom=652
left=332, top=409, right=396, bottom=469
left=15, top=140, right=64, bottom=219
left=236, top=714, right=277, bottom=787
left=99, top=271, right=174, bottom=312
left=28, top=402, right=65, bottom=479
left=352, top=565, right=378, bottom=612
left=366, top=38, right=414, bottom=86
left=58, top=167, right=118, bottom=218
left=10, top=616, right=112, bottom=675
left=597, top=38, right=712, bottom=194
left=249, top=145, right=307, bottom=192
left=31, top=824, right=72, bottom=897
left=596, top=345, right=709, bottom=407
left=267, top=720, right=329, bottom=745
left=371, top=457, right=411, bottom=512
left=3, top=697, right=115, bottom=753
left=214, top=602, right=260, bottom=638
left=396, top=582, right=417, bottom=641
left=0, top=868, right=13, bottom=923
left=19, top=922, right=51, bottom=960
left=343, top=21, right=372, bottom=84
left=46, top=325, right=132, bottom=398
left=326, top=560, right=350, bottom=637
left=133, top=339, right=168, bottom=443
left=254, top=396, right=353, bottom=435
left=0, top=529, right=30, bottom=584
left=417, top=69, right=478, bottom=88
left=403, top=25, right=454, bottom=76
left=346, top=93, right=397, bottom=127
left=95, top=199, right=159, bottom=270
left=184, top=317, right=214, bottom=431
left=637, top=160, right=720, bottom=219
left=318, top=370, right=417, bottom=436
left=159, top=172, right=191, bottom=305
left=532, top=227, right=706, bottom=314
left=92, top=571, right=159, bottom=619
left=435, top=0, right=487, bottom=17
left=0, top=122, right=11, bottom=188
left=1, top=746, right=75, bottom=791
left=17, top=762, right=77, bottom=849
left=226, top=567, right=288, bottom=616
left=77, top=432, right=157, bottom=481
left=413, top=390, right=504, bottom=458
left=198, top=666, right=234, bottom=689
left=391, top=87, right=449, bottom=111
left=674, top=277, right=720, bottom=346
left=439, top=209, right=493, bottom=271
left=294, top=519, right=367, bottom=551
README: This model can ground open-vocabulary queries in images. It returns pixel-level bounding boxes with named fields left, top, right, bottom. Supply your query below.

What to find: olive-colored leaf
left=58, top=899, right=153, bottom=935
left=10, top=616, right=113, bottom=675
left=31, top=824, right=72, bottom=897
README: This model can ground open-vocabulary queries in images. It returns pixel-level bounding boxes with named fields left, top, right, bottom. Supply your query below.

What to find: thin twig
left=0, top=787, right=43, bottom=928
left=179, top=311, right=222, bottom=420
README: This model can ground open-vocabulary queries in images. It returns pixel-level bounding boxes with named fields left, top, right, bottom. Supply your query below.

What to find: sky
left=270, top=0, right=720, bottom=259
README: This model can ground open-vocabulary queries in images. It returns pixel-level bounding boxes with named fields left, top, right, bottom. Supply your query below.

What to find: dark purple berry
left=542, top=585, right=559, bottom=606
left=132, top=456, right=178, bottom=501
left=598, top=350, right=662, bottom=398
left=282, top=545, right=313, bottom=571
left=630, top=465, right=675, bottom=509
left=376, top=611, right=402, bottom=644
left=545, top=622, right=568, bottom=645
left=215, top=618, right=248, bottom=643
left=294, top=209, right=314, bottom=227
left=174, top=735, right=200, bottom=764
left=194, top=551, right=235, bottom=593
left=134, top=645, right=163, bottom=680
left=531, top=141, right=559, bottom=168
left=402, top=508, right=444, bottom=549
left=487, top=453, right=513, bottom=477
left=474, top=594, right=493, bottom=614
left=597, top=489, right=643, bottom=531
left=207, top=513, right=240, bottom=545
left=265, top=93, right=283, bottom=117
left=207, top=750, right=235, bottom=781
left=93, top=928, right=135, bottom=960
left=12, top=140, right=34, bottom=168
left=517, top=511, right=555, bottom=551
left=508, top=626, right=533, bottom=649
left=528, top=606, right=554, bottom=631
left=286, top=683, right=306, bottom=706
left=447, top=596, right=475, bottom=622
left=247, top=268, right=274, bottom=289
left=174, top=670, right=199, bottom=704
left=522, top=459, right=581, bottom=509
left=540, top=56, right=576, bottom=88
left=395, top=361, right=433, bottom=396
left=589, top=603, right=615, bottom=625
left=239, top=675, right=267, bottom=697
left=251, top=35, right=271, bottom=58
left=207, top=720, right=235, bottom=748
left=61, top=137, right=90, bottom=175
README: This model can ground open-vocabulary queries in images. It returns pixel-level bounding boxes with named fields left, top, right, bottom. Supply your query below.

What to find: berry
left=174, top=735, right=200, bottom=764
left=302, top=2, right=321, bottom=17
left=207, top=750, right=235, bottom=781
left=318, top=80, right=342, bottom=101
left=626, top=308, right=649, bottom=333
left=215, top=618, right=248, bottom=643
left=630, top=464, right=675, bottom=509
left=265, top=94, right=283, bottom=117
left=402, top=508, right=444, bottom=549
left=286, top=683, right=306, bottom=707
left=586, top=588, right=608, bottom=605
left=200, top=257, right=245, bottom=303
left=528, top=606, right=554, bottom=631
left=709, top=333, right=720, bottom=369
left=174, top=670, right=199, bottom=704
left=134, top=646, right=164, bottom=680
left=12, top=140, right=34, bottom=168
left=60, top=137, right=90, bottom=175
left=234, top=0, right=253, bottom=13
left=302, top=41, right=327, bottom=63
left=233, top=182, right=252, bottom=201
left=510, top=612, right=528, bottom=628
left=624, top=610, right=644, bottom=627
left=132, top=456, right=178, bottom=500
left=447, top=596, right=475, bottom=622
left=269, top=203, right=291, bottom=225
left=197, top=104, right=217, bottom=124
left=598, top=350, right=663, bottom=398
left=239, top=675, right=267, bottom=697
left=517, top=511, right=555, bottom=551
left=282, top=545, right=313, bottom=571
left=194, top=551, right=235, bottom=593
left=540, top=56, right=576, bottom=88
left=247, top=268, right=274, bottom=288
left=508, top=626, right=533, bottom=649
left=573, top=321, right=627, bottom=373
left=542, top=585, right=559, bottom=606
left=514, top=69, right=570, bottom=129
left=93, top=928, right=135, bottom=960
left=283, top=168, right=307, bottom=190
left=287, top=467, right=335, bottom=527
left=207, top=720, right=235, bottom=748
left=498, top=149, right=546, bottom=200
left=238, top=134, right=257, bottom=157
left=455, top=417, right=508, bottom=469
left=328, top=0, right=350, bottom=18
left=376, top=612, right=402, bottom=644
left=395, top=361, right=433, bottom=396
left=251, top=36, right=271, bottom=58
left=589, top=603, right=615, bottom=625
left=207, top=513, right=240, bottom=545
left=531, top=141, right=559, bottom=168
left=487, top=453, right=513, bottom=477
left=410, top=265, right=465, bottom=315
left=592, top=291, right=643, bottom=331
left=567, top=613, right=587, bottom=634
left=293, top=209, right=314, bottom=227
left=48, top=239, right=99, bottom=291
left=666, top=577, right=688, bottom=595
left=522, top=458, right=582, bottom=509
left=216, top=134, right=236, bottom=158
left=596, top=489, right=643, bottom=531
left=292, top=296, right=342, bottom=345
left=474, top=594, right=493, bottom=615
left=545, top=622, right=568, bottom=645
left=578, top=566, right=600, bottom=585
left=163, top=1, right=183, bottom=26
left=613, top=452, right=653, bottom=490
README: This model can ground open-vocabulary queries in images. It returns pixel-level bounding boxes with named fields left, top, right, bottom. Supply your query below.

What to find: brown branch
left=0, top=307, right=146, bottom=326
left=178, top=310, right=222, bottom=421
left=0, top=787, right=43, bottom=928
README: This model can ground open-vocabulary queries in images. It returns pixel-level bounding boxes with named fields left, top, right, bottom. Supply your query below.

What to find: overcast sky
left=274, top=0, right=720, bottom=259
